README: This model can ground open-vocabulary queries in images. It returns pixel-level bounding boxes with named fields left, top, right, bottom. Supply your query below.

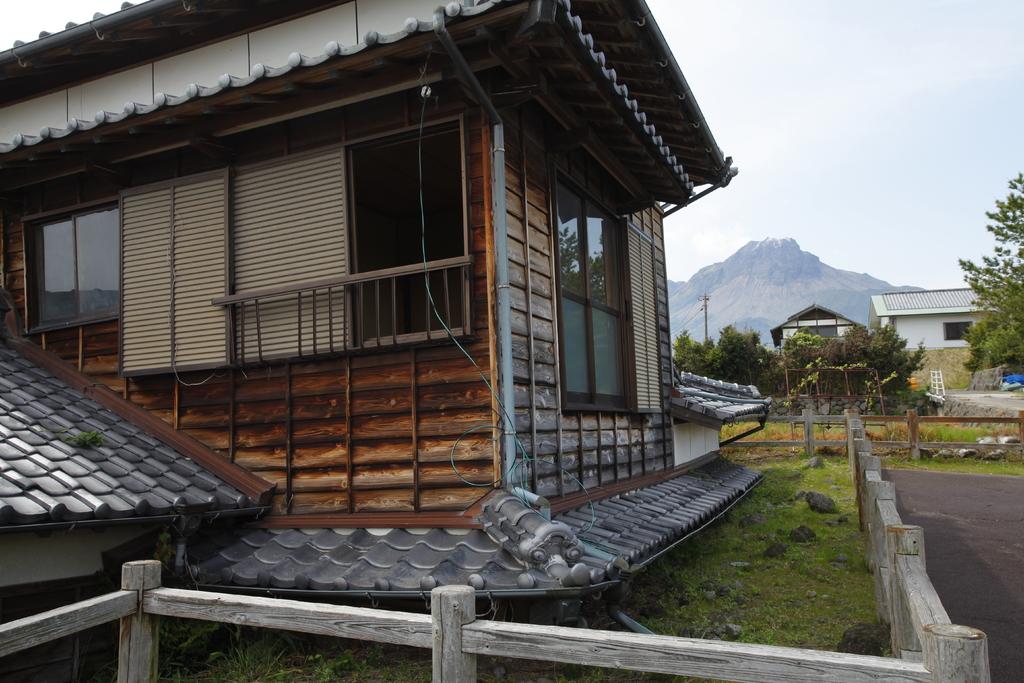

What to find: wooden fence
left=0, top=563, right=991, bottom=680
left=845, top=414, right=990, bottom=680
left=727, top=408, right=1024, bottom=459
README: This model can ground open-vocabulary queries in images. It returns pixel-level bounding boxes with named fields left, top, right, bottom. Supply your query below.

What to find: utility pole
left=699, top=293, right=710, bottom=342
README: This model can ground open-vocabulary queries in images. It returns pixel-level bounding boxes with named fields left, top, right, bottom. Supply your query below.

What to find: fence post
left=907, top=409, right=921, bottom=460
left=886, top=525, right=925, bottom=657
left=1018, top=411, right=1024, bottom=456
left=923, top=623, right=991, bottom=683
left=117, top=561, right=161, bottom=683
left=844, top=409, right=859, bottom=480
left=431, top=586, right=476, bottom=683
left=869, top=480, right=896, bottom=621
left=803, top=408, right=814, bottom=457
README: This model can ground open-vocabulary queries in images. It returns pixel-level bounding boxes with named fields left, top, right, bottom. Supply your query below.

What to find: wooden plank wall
left=503, top=105, right=673, bottom=501
left=0, top=94, right=497, bottom=515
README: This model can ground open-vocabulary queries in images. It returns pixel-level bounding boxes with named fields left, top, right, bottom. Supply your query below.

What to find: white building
left=770, top=304, right=857, bottom=348
left=869, top=289, right=984, bottom=349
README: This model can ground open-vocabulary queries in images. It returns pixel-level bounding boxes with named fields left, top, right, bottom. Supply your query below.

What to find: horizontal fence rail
left=725, top=408, right=1024, bottom=459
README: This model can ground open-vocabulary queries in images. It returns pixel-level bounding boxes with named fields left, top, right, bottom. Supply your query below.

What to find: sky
left=650, top=0, right=1024, bottom=288
left=2, top=1, right=1022, bottom=290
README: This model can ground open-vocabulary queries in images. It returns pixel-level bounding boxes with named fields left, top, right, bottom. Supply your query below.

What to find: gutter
left=434, top=9, right=519, bottom=492
left=0, top=505, right=271, bottom=536
left=1, top=0, right=183, bottom=68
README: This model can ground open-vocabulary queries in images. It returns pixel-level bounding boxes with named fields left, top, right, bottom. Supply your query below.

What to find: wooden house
left=0, top=0, right=764, bottom=634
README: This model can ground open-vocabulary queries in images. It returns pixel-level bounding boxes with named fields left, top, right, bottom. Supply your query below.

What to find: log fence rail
left=727, top=408, right=1024, bottom=459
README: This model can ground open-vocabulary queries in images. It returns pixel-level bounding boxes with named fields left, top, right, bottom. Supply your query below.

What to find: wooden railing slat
left=461, top=620, right=931, bottom=683
left=0, top=590, right=136, bottom=659
left=142, top=588, right=433, bottom=649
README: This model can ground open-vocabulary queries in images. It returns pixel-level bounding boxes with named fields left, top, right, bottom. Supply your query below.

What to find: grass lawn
left=882, top=452, right=1024, bottom=476
left=132, top=454, right=879, bottom=683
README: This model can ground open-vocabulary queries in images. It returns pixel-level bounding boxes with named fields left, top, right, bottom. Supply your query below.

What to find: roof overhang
left=0, top=0, right=729, bottom=205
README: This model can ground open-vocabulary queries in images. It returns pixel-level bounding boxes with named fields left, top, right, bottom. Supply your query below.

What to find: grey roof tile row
left=671, top=371, right=771, bottom=425
left=190, top=460, right=761, bottom=595
left=0, top=341, right=260, bottom=528
left=0, top=0, right=694, bottom=196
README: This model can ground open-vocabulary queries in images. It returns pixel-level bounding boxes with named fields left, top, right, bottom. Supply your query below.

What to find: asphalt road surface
left=885, top=469, right=1024, bottom=683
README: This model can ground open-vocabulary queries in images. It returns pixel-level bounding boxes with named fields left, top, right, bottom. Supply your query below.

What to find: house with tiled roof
left=869, top=289, right=985, bottom=349
left=0, top=0, right=758, bottom=665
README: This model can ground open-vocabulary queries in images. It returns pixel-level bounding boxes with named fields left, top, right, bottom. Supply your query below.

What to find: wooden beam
left=0, top=591, right=135, bottom=659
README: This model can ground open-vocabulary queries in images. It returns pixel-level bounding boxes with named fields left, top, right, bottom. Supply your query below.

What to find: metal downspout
left=433, top=10, right=518, bottom=491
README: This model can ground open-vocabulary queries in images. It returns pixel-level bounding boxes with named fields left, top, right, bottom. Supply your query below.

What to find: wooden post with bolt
left=117, top=561, right=161, bottom=683
left=431, top=585, right=476, bottom=683
left=802, top=408, right=814, bottom=457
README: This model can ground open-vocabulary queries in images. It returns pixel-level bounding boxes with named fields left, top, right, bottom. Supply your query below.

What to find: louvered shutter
left=627, top=222, right=660, bottom=411
left=120, top=172, right=229, bottom=375
left=232, top=147, right=348, bottom=360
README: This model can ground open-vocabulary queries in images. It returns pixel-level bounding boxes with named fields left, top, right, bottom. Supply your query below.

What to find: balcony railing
left=212, top=256, right=472, bottom=363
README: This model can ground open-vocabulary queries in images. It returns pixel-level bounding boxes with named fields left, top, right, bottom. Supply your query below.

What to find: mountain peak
left=668, top=238, right=919, bottom=342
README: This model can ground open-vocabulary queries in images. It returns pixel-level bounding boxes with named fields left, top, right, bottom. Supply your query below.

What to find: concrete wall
left=893, top=313, right=982, bottom=349
left=0, top=526, right=152, bottom=588
left=0, top=0, right=449, bottom=141
left=673, top=422, right=719, bottom=467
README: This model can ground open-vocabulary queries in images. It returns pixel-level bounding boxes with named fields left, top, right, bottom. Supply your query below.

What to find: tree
left=672, top=331, right=715, bottom=377
left=713, top=326, right=774, bottom=386
left=959, top=173, right=1024, bottom=370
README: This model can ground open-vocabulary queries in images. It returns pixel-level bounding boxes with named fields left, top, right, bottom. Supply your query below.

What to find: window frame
left=552, top=175, right=628, bottom=412
left=943, top=321, right=972, bottom=341
left=25, top=203, right=121, bottom=333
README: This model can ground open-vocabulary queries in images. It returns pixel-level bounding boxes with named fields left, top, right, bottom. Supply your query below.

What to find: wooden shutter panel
left=121, top=172, right=229, bottom=375
left=121, top=187, right=172, bottom=374
left=232, top=147, right=348, bottom=360
left=627, top=223, right=660, bottom=411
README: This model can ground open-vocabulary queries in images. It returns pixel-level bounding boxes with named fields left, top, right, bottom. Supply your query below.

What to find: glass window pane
left=586, top=212, right=606, bottom=304
left=556, top=185, right=583, bottom=294
left=38, top=220, right=76, bottom=323
left=75, top=209, right=120, bottom=316
left=592, top=308, right=622, bottom=397
left=562, top=297, right=590, bottom=394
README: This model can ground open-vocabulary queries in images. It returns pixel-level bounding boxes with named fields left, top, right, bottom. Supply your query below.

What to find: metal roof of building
left=875, top=288, right=979, bottom=316
left=189, top=460, right=761, bottom=597
left=0, top=340, right=265, bottom=531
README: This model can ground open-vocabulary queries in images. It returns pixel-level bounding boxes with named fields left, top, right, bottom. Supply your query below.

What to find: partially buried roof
left=671, top=371, right=771, bottom=428
left=0, top=310, right=272, bottom=531
left=189, top=459, right=761, bottom=597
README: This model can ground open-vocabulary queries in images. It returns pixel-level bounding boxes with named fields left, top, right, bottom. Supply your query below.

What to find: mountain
left=668, top=238, right=919, bottom=342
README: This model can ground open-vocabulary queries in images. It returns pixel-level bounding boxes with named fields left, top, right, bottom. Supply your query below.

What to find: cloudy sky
left=2, top=1, right=1022, bottom=289
left=651, top=0, right=1024, bottom=287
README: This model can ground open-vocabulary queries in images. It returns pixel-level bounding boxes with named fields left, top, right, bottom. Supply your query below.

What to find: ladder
left=929, top=369, right=946, bottom=397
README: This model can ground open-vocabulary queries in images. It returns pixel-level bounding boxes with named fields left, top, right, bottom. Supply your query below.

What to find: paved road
left=885, top=469, right=1024, bottom=683
left=946, top=391, right=1024, bottom=416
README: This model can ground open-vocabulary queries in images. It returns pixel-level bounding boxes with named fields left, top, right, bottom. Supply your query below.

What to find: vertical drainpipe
left=434, top=9, right=518, bottom=490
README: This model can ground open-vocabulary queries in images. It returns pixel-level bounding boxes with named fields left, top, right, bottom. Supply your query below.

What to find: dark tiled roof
left=671, top=371, right=771, bottom=425
left=0, top=340, right=264, bottom=529
left=189, top=460, right=761, bottom=596
left=556, top=459, right=761, bottom=569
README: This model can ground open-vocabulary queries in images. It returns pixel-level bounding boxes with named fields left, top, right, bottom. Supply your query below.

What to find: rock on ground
left=789, top=525, right=817, bottom=543
left=764, top=542, right=788, bottom=558
left=739, top=513, right=767, bottom=528
left=837, top=623, right=890, bottom=656
left=804, top=456, right=825, bottom=468
left=805, top=491, right=838, bottom=513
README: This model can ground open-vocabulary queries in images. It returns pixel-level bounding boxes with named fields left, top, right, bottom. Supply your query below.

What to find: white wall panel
left=0, top=527, right=150, bottom=587
left=249, top=3, right=358, bottom=68
left=673, top=422, right=719, bottom=467
left=0, top=90, right=68, bottom=142
left=356, top=0, right=444, bottom=36
left=893, top=313, right=982, bottom=349
left=153, top=35, right=250, bottom=97
left=68, top=65, right=154, bottom=121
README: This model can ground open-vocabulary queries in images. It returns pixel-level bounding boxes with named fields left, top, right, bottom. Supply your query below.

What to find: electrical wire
left=413, top=58, right=597, bottom=533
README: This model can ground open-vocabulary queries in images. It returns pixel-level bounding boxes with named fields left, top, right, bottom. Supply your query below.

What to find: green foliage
left=674, top=325, right=923, bottom=400
left=960, top=172, right=1024, bottom=370
left=63, top=430, right=104, bottom=448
